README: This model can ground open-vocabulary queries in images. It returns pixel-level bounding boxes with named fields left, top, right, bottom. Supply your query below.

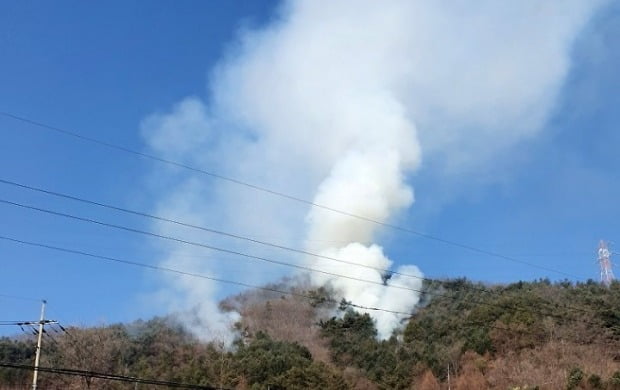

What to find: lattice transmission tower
left=598, top=240, right=615, bottom=287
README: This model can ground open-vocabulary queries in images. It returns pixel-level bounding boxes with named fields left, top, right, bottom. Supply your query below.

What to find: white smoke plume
left=141, top=0, right=605, bottom=342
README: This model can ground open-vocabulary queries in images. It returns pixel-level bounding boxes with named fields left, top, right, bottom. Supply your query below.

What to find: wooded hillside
left=1, top=279, right=619, bottom=389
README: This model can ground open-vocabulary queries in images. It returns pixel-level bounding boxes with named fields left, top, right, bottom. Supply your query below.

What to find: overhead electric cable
left=0, top=197, right=425, bottom=294
left=0, top=234, right=406, bottom=315
left=0, top=192, right=599, bottom=319
left=0, top=112, right=582, bottom=278
left=0, top=177, right=595, bottom=318
left=0, top=234, right=612, bottom=330
left=0, top=177, right=423, bottom=281
left=0, top=362, right=227, bottom=389
left=2, top=197, right=602, bottom=323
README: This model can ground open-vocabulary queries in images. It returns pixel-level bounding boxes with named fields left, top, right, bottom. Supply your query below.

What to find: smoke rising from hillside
left=141, top=0, right=604, bottom=343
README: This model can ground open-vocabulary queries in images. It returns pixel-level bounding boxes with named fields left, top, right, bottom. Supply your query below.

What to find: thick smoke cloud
left=141, top=0, right=604, bottom=342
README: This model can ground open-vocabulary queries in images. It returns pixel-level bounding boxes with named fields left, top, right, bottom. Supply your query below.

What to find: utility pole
left=31, top=299, right=46, bottom=390
left=598, top=240, right=615, bottom=287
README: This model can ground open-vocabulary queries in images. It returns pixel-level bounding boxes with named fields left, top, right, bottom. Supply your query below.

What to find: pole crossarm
left=0, top=320, right=58, bottom=326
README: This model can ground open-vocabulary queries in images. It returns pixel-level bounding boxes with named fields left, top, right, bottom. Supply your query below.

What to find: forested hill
left=1, top=279, right=620, bottom=389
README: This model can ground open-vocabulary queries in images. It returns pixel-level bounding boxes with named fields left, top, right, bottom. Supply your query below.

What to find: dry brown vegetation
left=416, top=370, right=441, bottom=390
left=236, top=295, right=332, bottom=363
left=486, top=341, right=620, bottom=389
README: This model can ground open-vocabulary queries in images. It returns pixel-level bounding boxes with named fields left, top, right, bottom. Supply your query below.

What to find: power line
left=0, top=111, right=582, bottom=278
left=0, top=197, right=425, bottom=295
left=0, top=362, right=228, bottom=389
left=1, top=234, right=614, bottom=332
left=5, top=177, right=561, bottom=297
left=0, top=178, right=596, bottom=319
left=6, top=204, right=603, bottom=335
left=0, top=177, right=425, bottom=282
left=3, top=236, right=617, bottom=348
left=0, top=196, right=601, bottom=321
left=0, top=234, right=405, bottom=315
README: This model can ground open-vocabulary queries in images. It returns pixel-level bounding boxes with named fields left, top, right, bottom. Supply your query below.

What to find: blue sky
left=1, top=1, right=619, bottom=336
